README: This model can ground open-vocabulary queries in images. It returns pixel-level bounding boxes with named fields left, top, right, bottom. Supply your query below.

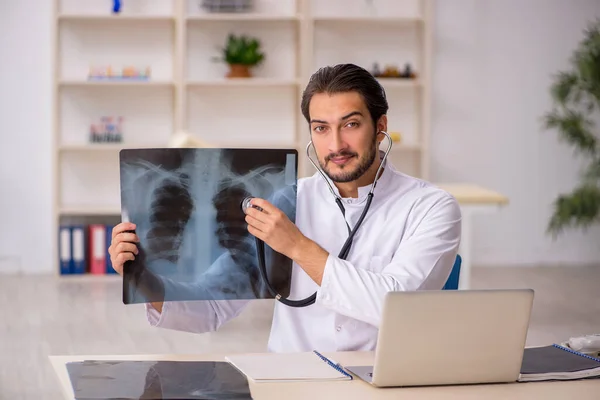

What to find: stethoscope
left=242, top=131, right=393, bottom=307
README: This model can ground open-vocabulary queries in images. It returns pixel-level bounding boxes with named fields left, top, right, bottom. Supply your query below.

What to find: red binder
left=88, top=224, right=106, bottom=275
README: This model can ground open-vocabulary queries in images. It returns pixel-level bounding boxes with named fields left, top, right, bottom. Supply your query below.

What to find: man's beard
left=319, top=134, right=379, bottom=183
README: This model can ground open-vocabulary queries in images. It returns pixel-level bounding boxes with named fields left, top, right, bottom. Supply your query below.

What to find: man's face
left=308, top=91, right=381, bottom=183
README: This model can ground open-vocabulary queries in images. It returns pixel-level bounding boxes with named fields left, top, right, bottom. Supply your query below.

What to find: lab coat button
left=336, top=326, right=342, bottom=332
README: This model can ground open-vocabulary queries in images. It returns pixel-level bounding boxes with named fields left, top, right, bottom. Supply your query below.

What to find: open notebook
left=519, top=344, right=600, bottom=382
left=225, top=351, right=353, bottom=383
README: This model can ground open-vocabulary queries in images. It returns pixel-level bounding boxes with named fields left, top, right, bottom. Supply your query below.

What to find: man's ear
left=376, top=115, right=388, bottom=141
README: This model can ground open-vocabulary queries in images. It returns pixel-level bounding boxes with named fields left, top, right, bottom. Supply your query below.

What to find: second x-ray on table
left=119, top=148, right=297, bottom=305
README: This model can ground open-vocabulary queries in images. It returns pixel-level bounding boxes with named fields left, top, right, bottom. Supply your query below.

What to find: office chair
left=442, top=255, right=462, bottom=290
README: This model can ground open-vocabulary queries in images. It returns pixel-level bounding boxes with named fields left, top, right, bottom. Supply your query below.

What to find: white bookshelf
left=51, top=0, right=433, bottom=275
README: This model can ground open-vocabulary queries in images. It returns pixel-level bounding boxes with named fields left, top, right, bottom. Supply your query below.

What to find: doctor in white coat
left=108, top=63, right=462, bottom=353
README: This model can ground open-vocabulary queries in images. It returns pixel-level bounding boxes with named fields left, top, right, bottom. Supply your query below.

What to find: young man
left=109, top=63, right=462, bottom=353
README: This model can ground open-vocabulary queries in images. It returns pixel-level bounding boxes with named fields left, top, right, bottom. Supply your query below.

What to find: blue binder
left=71, top=225, right=86, bottom=274
left=58, top=225, right=72, bottom=275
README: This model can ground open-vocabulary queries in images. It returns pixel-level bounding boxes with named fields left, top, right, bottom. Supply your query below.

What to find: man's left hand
left=244, top=198, right=304, bottom=259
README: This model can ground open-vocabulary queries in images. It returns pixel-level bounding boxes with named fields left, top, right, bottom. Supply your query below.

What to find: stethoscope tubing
left=253, top=131, right=393, bottom=307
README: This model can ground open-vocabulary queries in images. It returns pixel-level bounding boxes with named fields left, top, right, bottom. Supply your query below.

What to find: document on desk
left=225, top=351, right=353, bottom=382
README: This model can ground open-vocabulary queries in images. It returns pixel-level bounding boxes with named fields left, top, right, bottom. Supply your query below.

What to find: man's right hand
left=108, top=222, right=139, bottom=276
left=108, top=222, right=164, bottom=313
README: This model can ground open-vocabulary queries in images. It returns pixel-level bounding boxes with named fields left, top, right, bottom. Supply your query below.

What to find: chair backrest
left=442, top=254, right=462, bottom=290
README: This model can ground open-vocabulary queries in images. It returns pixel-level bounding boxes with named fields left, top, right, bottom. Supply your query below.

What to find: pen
left=313, top=350, right=353, bottom=380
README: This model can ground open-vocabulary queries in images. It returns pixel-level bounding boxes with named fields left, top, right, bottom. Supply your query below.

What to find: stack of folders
left=225, top=351, right=353, bottom=383
left=58, top=224, right=118, bottom=275
left=519, top=344, right=600, bottom=382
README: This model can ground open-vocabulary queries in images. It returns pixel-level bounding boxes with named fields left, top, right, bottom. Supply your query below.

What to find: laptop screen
left=119, top=148, right=297, bottom=305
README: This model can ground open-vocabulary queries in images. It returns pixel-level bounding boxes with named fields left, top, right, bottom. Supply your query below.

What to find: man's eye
left=347, top=122, right=359, bottom=128
left=314, top=126, right=325, bottom=132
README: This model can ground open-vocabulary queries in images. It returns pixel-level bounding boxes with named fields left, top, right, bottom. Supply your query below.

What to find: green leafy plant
left=543, top=18, right=600, bottom=237
left=217, top=34, right=265, bottom=66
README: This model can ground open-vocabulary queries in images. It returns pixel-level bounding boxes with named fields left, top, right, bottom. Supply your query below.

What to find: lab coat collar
left=319, top=150, right=393, bottom=204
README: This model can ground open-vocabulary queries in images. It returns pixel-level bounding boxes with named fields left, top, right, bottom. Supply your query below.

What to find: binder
left=88, top=225, right=106, bottom=275
left=59, top=226, right=72, bottom=275
left=519, top=343, right=600, bottom=382
left=71, top=225, right=86, bottom=274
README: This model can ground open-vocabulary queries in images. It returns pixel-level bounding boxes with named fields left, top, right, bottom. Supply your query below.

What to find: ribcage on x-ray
left=146, top=174, right=194, bottom=264
left=211, top=182, right=261, bottom=295
left=120, top=148, right=296, bottom=303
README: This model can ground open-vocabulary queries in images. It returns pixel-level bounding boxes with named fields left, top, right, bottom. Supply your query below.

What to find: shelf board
left=59, top=144, right=123, bottom=152
left=58, top=144, right=164, bottom=152
left=312, top=16, right=423, bottom=24
left=376, top=78, right=421, bottom=88
left=60, top=207, right=121, bottom=216
left=193, top=78, right=420, bottom=89
left=187, top=78, right=299, bottom=87
left=58, top=14, right=175, bottom=22
left=60, top=143, right=296, bottom=151
left=59, top=80, right=174, bottom=88
left=59, top=274, right=121, bottom=281
left=187, top=14, right=300, bottom=22
left=59, top=141, right=415, bottom=153
left=208, top=142, right=298, bottom=149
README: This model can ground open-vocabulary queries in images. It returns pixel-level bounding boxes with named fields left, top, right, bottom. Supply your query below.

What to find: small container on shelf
left=112, top=0, right=122, bottom=14
left=370, top=63, right=418, bottom=79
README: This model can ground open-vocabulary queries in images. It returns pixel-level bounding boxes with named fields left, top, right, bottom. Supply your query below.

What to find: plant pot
left=227, top=64, right=251, bottom=78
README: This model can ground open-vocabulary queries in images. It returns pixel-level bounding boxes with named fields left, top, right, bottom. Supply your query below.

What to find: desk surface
left=435, top=183, right=509, bottom=205
left=50, top=351, right=599, bottom=400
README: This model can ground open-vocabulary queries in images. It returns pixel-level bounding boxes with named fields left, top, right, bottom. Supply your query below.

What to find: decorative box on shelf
left=89, top=116, right=124, bottom=144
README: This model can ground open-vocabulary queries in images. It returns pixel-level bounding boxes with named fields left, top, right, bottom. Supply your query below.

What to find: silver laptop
left=345, top=289, right=534, bottom=387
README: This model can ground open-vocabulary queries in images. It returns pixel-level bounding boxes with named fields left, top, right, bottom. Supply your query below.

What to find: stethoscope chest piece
left=241, top=197, right=263, bottom=213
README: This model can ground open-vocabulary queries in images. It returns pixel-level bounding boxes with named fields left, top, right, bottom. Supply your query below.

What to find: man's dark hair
left=300, top=63, right=389, bottom=128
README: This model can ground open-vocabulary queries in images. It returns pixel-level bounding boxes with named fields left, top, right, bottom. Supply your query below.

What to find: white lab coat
left=145, top=156, right=462, bottom=353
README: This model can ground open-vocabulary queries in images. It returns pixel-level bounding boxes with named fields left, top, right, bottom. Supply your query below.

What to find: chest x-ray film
left=119, top=148, right=297, bottom=305
left=66, top=360, right=252, bottom=399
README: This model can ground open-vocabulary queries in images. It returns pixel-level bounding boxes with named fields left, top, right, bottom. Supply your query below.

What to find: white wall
left=431, top=0, right=600, bottom=267
left=0, top=0, right=53, bottom=273
left=0, top=0, right=598, bottom=273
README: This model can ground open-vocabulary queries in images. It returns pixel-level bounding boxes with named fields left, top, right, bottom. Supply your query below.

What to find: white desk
left=50, top=351, right=599, bottom=400
left=436, top=183, right=509, bottom=289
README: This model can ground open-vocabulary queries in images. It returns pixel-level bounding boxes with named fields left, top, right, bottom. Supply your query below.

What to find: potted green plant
left=542, top=18, right=600, bottom=237
left=215, top=33, right=265, bottom=78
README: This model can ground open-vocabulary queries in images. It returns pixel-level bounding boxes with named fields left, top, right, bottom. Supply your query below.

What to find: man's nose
left=328, top=131, right=347, bottom=153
